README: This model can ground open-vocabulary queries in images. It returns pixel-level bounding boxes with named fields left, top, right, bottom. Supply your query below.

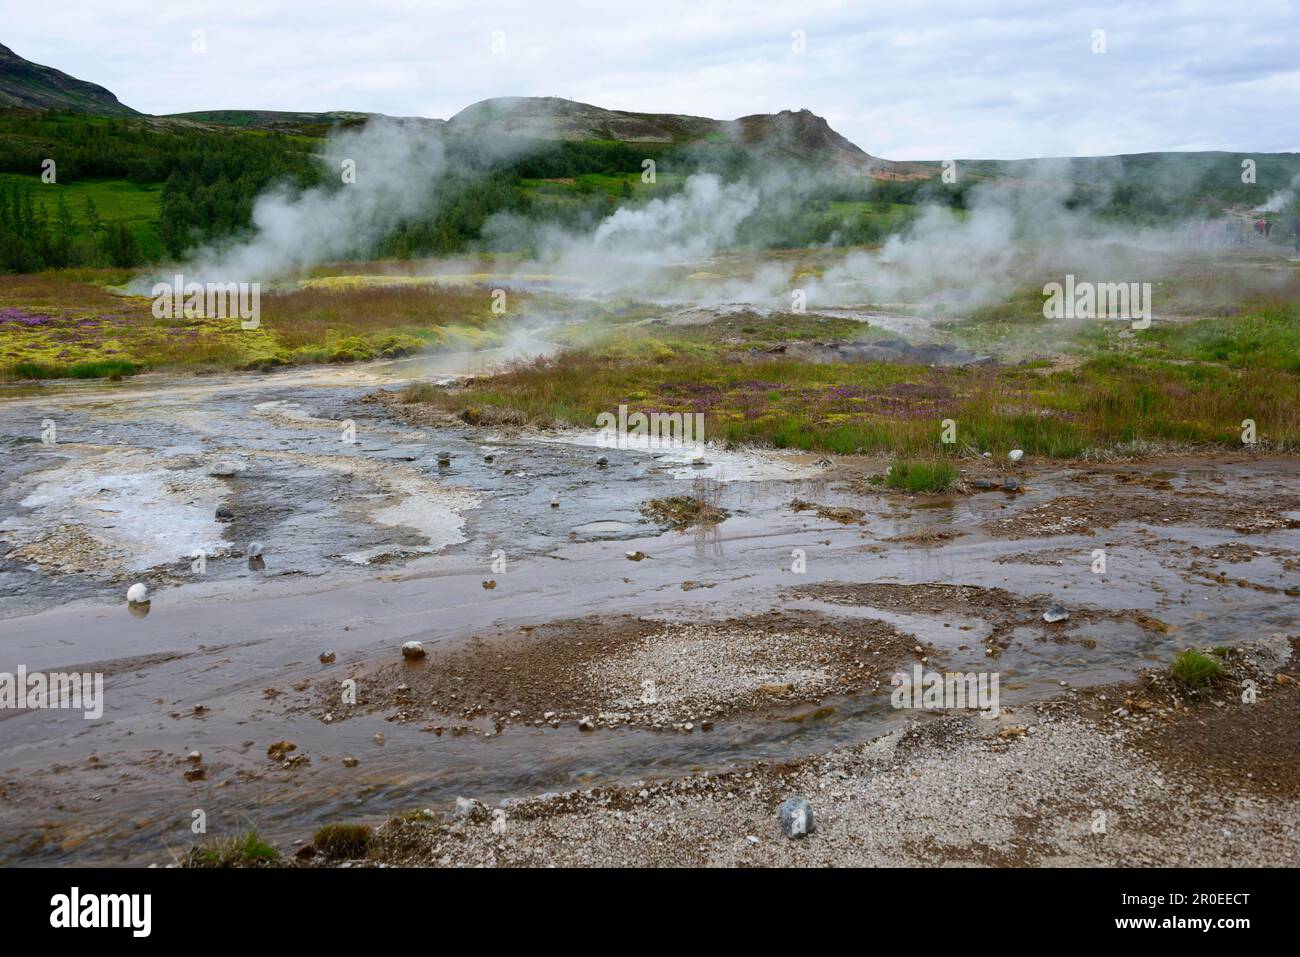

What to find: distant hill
left=0, top=42, right=137, bottom=115
left=0, top=44, right=916, bottom=179
left=446, top=97, right=926, bottom=178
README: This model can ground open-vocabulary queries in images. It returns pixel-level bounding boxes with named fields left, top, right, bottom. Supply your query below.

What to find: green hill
left=0, top=42, right=137, bottom=115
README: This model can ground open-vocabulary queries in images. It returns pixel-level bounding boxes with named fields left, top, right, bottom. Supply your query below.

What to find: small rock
left=1008, top=449, right=1024, bottom=462
left=401, top=640, right=426, bottom=661
left=342, top=756, right=359, bottom=768
left=596, top=456, right=608, bottom=467
left=208, top=460, right=243, bottom=477
left=482, top=580, right=496, bottom=590
left=319, top=651, right=336, bottom=664
left=126, top=582, right=149, bottom=604
left=184, top=768, right=206, bottom=782
left=971, top=478, right=996, bottom=490
left=1002, top=477, right=1022, bottom=493
left=1043, top=604, right=1069, bottom=623
left=626, top=550, right=646, bottom=561
left=453, top=796, right=482, bottom=820
left=550, top=497, right=559, bottom=508
left=578, top=716, right=595, bottom=732
left=247, top=542, right=263, bottom=558
left=484, top=454, right=495, bottom=463
left=186, top=751, right=202, bottom=764
left=215, top=504, right=234, bottom=522
left=777, top=797, right=815, bottom=838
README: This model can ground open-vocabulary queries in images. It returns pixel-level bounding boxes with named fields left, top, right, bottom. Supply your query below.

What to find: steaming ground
left=2, top=333, right=1299, bottom=865
left=4, top=119, right=1300, bottom=866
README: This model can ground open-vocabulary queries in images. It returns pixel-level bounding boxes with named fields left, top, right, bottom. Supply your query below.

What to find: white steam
left=184, top=120, right=449, bottom=282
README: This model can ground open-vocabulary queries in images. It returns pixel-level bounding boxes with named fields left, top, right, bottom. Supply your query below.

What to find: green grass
left=401, top=299, right=1300, bottom=458
left=0, top=272, right=513, bottom=380
left=312, top=823, right=373, bottom=861
left=1170, top=649, right=1225, bottom=688
left=188, top=829, right=279, bottom=868
left=884, top=459, right=960, bottom=493
left=0, top=173, right=163, bottom=258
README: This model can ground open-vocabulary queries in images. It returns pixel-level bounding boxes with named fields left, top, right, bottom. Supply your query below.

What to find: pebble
left=401, top=640, right=427, bottom=660
left=777, top=797, right=815, bottom=838
left=1043, top=605, right=1069, bottom=623
left=1008, top=449, right=1024, bottom=462
left=319, top=651, right=336, bottom=664
left=126, top=582, right=149, bottom=604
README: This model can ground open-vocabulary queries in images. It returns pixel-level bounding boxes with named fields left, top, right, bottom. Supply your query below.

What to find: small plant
left=312, top=823, right=374, bottom=861
left=884, top=459, right=959, bottom=494
left=188, top=829, right=279, bottom=868
left=1171, top=649, right=1224, bottom=688
left=641, top=494, right=728, bottom=529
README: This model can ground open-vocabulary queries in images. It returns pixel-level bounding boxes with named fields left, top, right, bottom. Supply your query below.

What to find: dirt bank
left=356, top=637, right=1299, bottom=867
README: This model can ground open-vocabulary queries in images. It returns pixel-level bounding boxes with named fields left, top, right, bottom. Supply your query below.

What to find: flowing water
left=2, top=333, right=1298, bottom=864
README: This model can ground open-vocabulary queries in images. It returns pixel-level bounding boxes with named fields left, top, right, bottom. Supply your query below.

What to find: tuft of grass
left=312, top=823, right=374, bottom=861
left=641, top=480, right=728, bottom=529
left=884, top=459, right=960, bottom=493
left=1170, top=649, right=1225, bottom=688
left=188, top=829, right=279, bottom=868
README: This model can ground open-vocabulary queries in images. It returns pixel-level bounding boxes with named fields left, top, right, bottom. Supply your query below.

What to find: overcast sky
left=6, top=1, right=1299, bottom=159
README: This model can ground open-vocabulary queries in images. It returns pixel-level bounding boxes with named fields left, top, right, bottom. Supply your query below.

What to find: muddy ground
left=301, top=610, right=929, bottom=732
left=1, top=356, right=1298, bottom=867
left=360, top=639, right=1300, bottom=868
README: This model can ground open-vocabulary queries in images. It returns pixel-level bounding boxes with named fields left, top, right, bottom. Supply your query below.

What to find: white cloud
left=4, top=0, right=1298, bottom=157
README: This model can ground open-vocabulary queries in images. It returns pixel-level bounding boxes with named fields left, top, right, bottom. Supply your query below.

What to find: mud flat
left=3, top=362, right=1300, bottom=866
left=302, top=610, right=928, bottom=732
left=361, top=637, right=1300, bottom=868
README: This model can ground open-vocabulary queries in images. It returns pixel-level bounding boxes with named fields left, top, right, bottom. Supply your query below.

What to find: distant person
left=1264, top=219, right=1273, bottom=238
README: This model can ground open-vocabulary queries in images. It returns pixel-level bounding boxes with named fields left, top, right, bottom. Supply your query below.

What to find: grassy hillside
left=1, top=102, right=1298, bottom=277
left=0, top=43, right=137, bottom=115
